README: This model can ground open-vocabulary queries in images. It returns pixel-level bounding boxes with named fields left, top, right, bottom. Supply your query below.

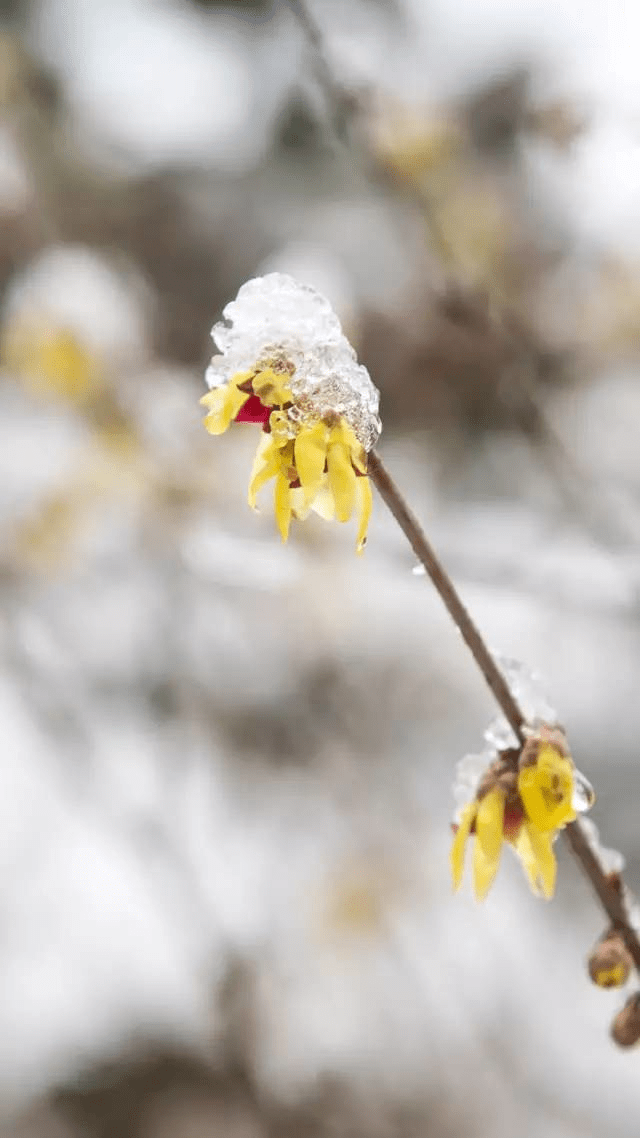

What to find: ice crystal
left=452, top=749, right=493, bottom=810
left=205, top=273, right=381, bottom=450
left=484, top=656, right=558, bottom=750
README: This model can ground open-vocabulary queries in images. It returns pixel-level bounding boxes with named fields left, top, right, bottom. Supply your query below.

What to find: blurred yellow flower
left=2, top=320, right=100, bottom=401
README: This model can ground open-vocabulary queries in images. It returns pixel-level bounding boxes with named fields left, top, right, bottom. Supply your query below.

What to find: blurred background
left=0, top=0, right=640, bottom=1134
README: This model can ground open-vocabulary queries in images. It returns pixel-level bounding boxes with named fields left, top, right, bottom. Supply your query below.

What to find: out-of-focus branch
left=288, top=0, right=640, bottom=555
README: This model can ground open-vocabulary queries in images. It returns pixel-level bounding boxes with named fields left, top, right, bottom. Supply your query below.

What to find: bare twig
left=286, top=0, right=356, bottom=142
left=367, top=450, right=524, bottom=739
left=291, top=0, right=640, bottom=978
left=369, top=448, right=640, bottom=972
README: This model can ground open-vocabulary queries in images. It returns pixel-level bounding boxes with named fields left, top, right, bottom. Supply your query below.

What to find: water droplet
left=572, top=770, right=595, bottom=813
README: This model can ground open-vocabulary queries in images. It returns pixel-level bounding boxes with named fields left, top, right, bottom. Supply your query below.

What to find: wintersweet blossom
left=451, top=726, right=594, bottom=900
left=201, top=274, right=381, bottom=551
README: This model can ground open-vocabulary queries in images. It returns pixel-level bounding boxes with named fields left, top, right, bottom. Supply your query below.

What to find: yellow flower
left=201, top=275, right=381, bottom=551
left=451, top=733, right=591, bottom=900
left=201, top=367, right=293, bottom=435
left=2, top=319, right=100, bottom=401
left=517, top=742, right=577, bottom=832
left=203, top=369, right=373, bottom=552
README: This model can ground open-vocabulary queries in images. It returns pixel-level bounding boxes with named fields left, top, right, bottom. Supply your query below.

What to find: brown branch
left=368, top=450, right=525, bottom=740
left=368, top=448, right=640, bottom=972
left=290, top=0, right=640, bottom=979
left=564, top=823, right=640, bottom=973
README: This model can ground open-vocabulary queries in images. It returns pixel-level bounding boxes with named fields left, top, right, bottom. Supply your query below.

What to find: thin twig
left=286, top=0, right=355, bottom=142
left=291, top=0, right=640, bottom=975
left=367, top=451, right=525, bottom=740
left=369, top=448, right=640, bottom=972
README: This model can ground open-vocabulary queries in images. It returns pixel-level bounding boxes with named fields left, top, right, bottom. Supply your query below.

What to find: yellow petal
left=348, top=434, right=368, bottom=475
left=525, top=825, right=557, bottom=899
left=309, top=480, right=335, bottom=520
left=475, top=788, right=505, bottom=862
left=289, top=486, right=311, bottom=520
left=518, top=745, right=576, bottom=832
left=327, top=435, right=357, bottom=522
left=356, top=476, right=372, bottom=553
left=294, top=422, right=329, bottom=501
left=450, top=802, right=476, bottom=891
left=516, top=823, right=557, bottom=898
left=268, top=409, right=295, bottom=447
left=513, top=826, right=540, bottom=895
left=251, top=367, right=293, bottom=407
left=274, top=471, right=292, bottom=541
left=247, top=435, right=282, bottom=509
left=201, top=382, right=250, bottom=434
left=510, top=828, right=535, bottom=896
left=473, top=843, right=500, bottom=901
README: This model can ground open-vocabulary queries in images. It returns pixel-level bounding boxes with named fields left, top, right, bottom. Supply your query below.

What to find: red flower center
left=503, top=805, right=524, bottom=840
left=235, top=394, right=271, bottom=426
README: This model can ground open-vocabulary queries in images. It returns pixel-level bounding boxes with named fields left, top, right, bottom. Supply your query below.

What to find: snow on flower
left=200, top=273, right=381, bottom=552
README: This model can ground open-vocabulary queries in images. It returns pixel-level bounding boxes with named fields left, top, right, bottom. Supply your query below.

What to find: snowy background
left=0, top=0, right=639, bottom=1135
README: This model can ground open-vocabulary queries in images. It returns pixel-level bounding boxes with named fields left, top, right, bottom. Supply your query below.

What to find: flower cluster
left=450, top=726, right=593, bottom=900
left=201, top=274, right=381, bottom=551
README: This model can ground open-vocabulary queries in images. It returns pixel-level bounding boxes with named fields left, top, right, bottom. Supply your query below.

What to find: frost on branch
left=201, top=274, right=382, bottom=551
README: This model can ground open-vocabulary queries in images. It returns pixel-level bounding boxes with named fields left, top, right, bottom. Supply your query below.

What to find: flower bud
left=588, top=931, right=633, bottom=989
left=611, top=993, right=640, bottom=1048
